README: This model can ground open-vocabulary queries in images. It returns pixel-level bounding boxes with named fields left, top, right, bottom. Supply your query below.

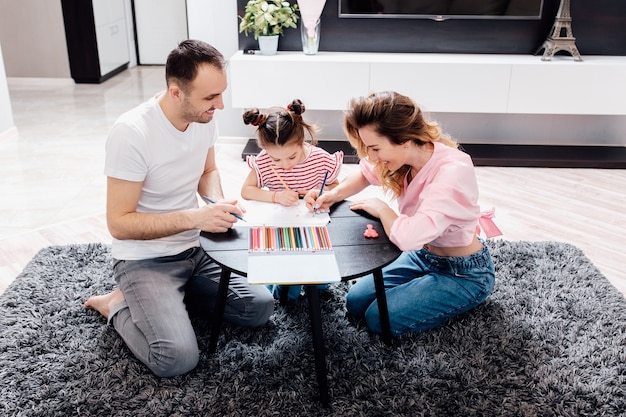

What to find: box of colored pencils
left=247, top=225, right=341, bottom=284
left=249, top=225, right=332, bottom=253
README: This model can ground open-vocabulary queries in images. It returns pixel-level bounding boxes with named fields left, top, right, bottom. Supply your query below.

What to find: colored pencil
left=313, top=170, right=329, bottom=211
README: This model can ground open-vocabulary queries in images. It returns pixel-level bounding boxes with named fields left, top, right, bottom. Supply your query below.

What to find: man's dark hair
left=165, top=40, right=226, bottom=91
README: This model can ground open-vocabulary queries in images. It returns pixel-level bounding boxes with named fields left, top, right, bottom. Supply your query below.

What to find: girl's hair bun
left=242, top=108, right=266, bottom=126
left=287, top=99, right=305, bottom=115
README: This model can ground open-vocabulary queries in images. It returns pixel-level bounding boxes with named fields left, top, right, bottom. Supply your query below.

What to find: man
left=85, top=40, right=274, bottom=377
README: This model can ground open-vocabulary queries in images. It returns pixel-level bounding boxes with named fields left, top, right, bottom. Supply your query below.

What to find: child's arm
left=241, top=169, right=271, bottom=202
left=241, top=169, right=299, bottom=206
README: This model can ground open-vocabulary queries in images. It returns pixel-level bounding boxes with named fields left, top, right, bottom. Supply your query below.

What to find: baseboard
left=241, top=139, right=626, bottom=168
left=460, top=144, right=626, bottom=168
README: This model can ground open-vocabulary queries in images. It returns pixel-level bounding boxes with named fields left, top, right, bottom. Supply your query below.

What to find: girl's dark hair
left=243, top=99, right=318, bottom=148
left=344, top=91, right=456, bottom=196
left=165, top=40, right=226, bottom=92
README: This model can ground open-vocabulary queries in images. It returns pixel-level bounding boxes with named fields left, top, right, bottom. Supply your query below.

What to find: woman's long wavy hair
left=343, top=91, right=457, bottom=197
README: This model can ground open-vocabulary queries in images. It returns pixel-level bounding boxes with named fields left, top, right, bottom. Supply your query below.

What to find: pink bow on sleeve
left=476, top=207, right=503, bottom=238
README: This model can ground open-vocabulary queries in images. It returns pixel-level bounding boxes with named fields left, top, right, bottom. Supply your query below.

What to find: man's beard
left=181, top=99, right=213, bottom=124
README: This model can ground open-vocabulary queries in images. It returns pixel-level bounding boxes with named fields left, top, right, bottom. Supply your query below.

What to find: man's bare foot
left=84, top=288, right=124, bottom=319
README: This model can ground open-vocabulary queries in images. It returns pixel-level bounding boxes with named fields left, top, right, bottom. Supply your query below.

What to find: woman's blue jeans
left=108, top=247, right=274, bottom=377
left=346, top=244, right=495, bottom=336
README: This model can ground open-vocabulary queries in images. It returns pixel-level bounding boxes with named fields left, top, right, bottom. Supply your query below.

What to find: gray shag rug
left=1, top=241, right=625, bottom=417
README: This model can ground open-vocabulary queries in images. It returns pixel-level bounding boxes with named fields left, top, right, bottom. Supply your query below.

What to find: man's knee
left=243, top=292, right=274, bottom=327
left=147, top=343, right=199, bottom=378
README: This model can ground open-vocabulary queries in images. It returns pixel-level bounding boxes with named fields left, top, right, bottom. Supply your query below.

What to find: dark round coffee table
left=200, top=200, right=401, bottom=406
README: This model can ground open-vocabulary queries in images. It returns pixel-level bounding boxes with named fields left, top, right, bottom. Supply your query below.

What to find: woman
left=305, top=91, right=496, bottom=336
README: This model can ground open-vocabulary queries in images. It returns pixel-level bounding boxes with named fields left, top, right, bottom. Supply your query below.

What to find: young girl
left=242, top=98, right=343, bottom=301
left=305, top=91, right=498, bottom=336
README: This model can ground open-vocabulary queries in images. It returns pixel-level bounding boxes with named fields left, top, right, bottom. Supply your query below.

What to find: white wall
left=0, top=42, right=14, bottom=136
left=187, top=0, right=238, bottom=59
left=0, top=0, right=70, bottom=78
left=134, top=0, right=188, bottom=65
left=187, top=0, right=247, bottom=140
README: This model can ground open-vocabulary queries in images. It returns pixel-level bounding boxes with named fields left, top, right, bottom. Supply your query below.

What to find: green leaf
left=238, top=0, right=299, bottom=40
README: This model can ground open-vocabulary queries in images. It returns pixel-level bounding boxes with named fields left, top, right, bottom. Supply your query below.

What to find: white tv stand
left=229, top=51, right=626, bottom=115
left=230, top=51, right=626, bottom=167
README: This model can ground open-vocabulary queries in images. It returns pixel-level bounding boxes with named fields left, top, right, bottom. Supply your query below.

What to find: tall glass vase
left=301, top=19, right=320, bottom=55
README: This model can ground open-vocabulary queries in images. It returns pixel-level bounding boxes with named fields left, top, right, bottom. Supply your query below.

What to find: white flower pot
left=258, top=35, right=279, bottom=55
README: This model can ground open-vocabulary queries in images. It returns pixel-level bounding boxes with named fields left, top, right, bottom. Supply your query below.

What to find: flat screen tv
left=339, top=0, right=544, bottom=21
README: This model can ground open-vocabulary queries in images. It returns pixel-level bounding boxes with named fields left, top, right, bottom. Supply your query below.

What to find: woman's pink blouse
left=359, top=142, right=480, bottom=251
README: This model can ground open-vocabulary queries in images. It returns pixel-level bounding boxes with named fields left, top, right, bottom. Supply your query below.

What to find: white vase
left=258, top=35, right=279, bottom=56
left=301, top=19, right=321, bottom=55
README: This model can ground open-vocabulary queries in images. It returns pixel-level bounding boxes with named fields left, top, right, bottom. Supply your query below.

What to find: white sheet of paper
left=237, top=199, right=330, bottom=227
left=247, top=252, right=341, bottom=284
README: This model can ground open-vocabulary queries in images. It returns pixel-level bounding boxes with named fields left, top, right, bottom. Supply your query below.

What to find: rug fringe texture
left=1, top=241, right=625, bottom=416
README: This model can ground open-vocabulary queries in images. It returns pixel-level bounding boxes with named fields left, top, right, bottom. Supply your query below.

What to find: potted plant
left=239, top=0, right=299, bottom=55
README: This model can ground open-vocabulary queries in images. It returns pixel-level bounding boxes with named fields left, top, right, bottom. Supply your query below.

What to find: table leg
left=208, top=268, right=231, bottom=354
left=373, top=268, right=392, bottom=345
left=279, top=285, right=289, bottom=306
left=305, top=285, right=331, bottom=407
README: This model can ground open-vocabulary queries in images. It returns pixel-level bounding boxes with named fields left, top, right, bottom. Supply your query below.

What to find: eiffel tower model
left=535, top=0, right=582, bottom=61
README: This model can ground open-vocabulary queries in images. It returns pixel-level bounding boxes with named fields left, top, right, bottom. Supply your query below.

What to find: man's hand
left=196, top=200, right=245, bottom=233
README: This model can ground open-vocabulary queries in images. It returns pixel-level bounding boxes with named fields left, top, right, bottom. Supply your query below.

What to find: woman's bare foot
left=84, top=288, right=124, bottom=319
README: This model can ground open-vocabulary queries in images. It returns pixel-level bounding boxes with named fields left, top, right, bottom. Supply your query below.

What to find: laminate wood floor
left=1, top=66, right=624, bottom=297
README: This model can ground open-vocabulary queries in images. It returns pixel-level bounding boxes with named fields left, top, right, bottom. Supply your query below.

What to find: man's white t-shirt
left=104, top=96, right=218, bottom=260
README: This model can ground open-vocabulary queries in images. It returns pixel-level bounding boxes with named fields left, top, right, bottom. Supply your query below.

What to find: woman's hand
left=304, top=171, right=370, bottom=213
left=348, top=198, right=389, bottom=219
left=349, top=198, right=398, bottom=237
left=304, top=189, right=336, bottom=212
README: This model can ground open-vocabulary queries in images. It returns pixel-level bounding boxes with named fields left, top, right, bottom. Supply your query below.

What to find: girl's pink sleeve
left=327, top=151, right=343, bottom=183
left=246, top=154, right=256, bottom=170
left=246, top=154, right=263, bottom=188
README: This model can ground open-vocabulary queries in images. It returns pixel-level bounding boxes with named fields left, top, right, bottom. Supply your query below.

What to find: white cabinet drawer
left=96, top=19, right=129, bottom=75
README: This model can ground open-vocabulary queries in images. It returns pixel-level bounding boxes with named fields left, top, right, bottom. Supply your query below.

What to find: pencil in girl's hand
left=269, top=165, right=291, bottom=190
left=201, top=195, right=247, bottom=222
left=313, top=170, right=329, bottom=212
